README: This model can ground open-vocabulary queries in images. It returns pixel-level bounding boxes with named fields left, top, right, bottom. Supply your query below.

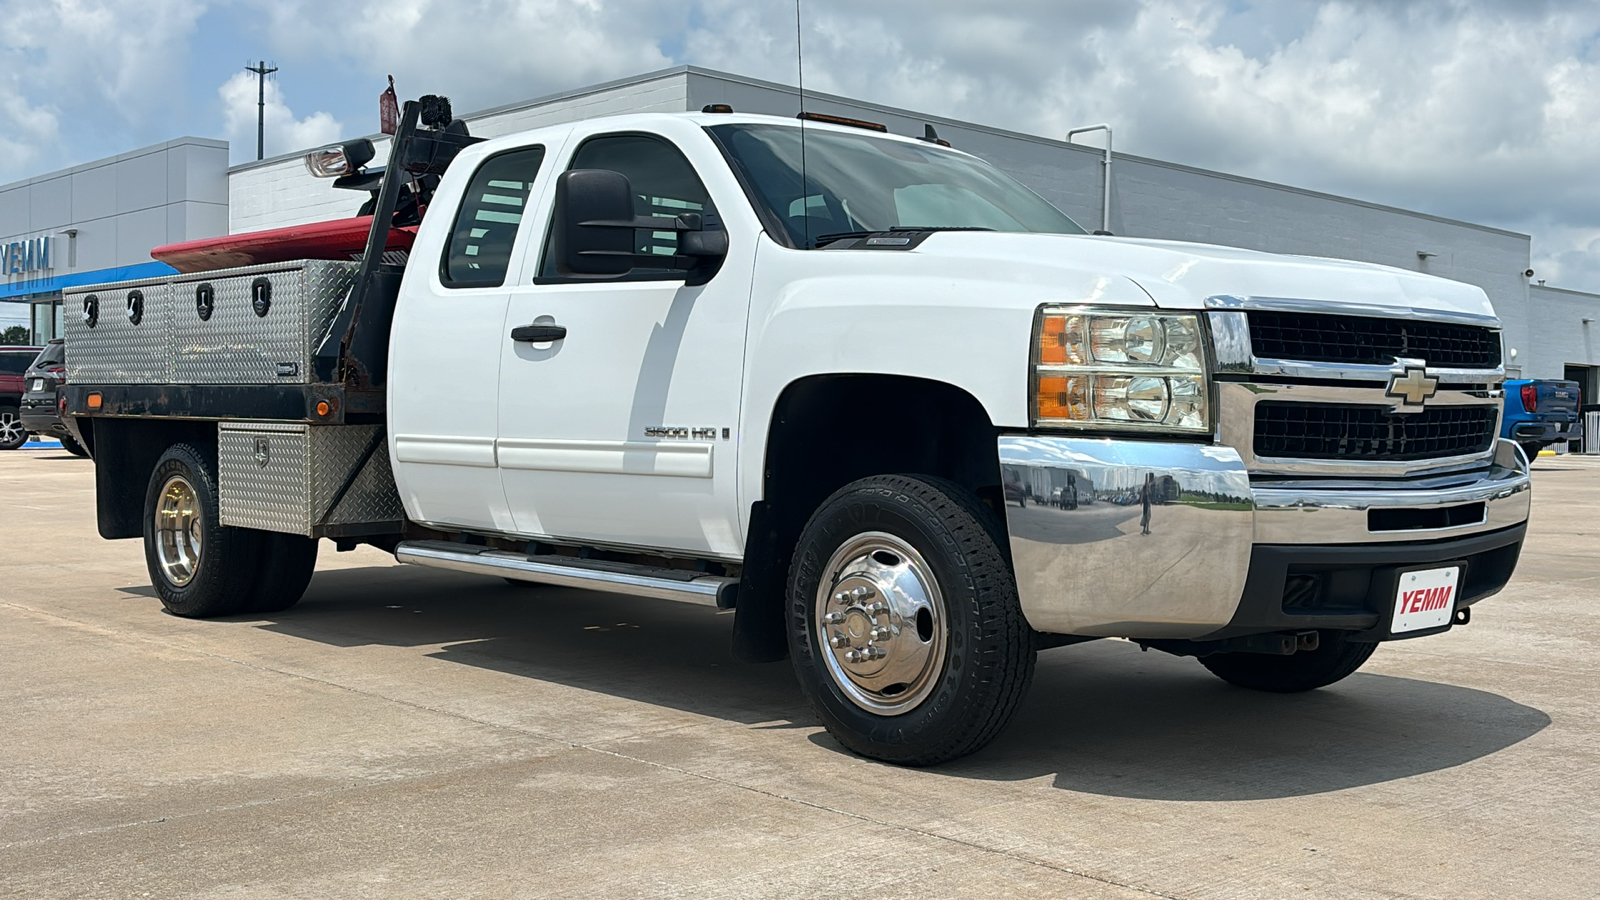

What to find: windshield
left=707, top=123, right=1085, bottom=248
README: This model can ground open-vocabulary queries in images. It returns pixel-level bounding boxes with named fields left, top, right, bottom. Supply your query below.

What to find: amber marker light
left=1035, top=375, right=1089, bottom=422
left=1038, top=314, right=1087, bottom=366
left=316, top=400, right=331, bottom=417
left=87, top=392, right=103, bottom=410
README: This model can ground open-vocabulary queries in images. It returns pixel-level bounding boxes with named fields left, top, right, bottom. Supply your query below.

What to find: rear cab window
left=440, top=146, right=547, bottom=288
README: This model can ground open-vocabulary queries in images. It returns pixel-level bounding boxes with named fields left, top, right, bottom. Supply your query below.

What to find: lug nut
left=870, top=626, right=893, bottom=641
left=851, top=586, right=876, bottom=601
left=864, top=601, right=889, bottom=617
left=829, top=634, right=851, bottom=649
left=823, top=611, right=846, bottom=625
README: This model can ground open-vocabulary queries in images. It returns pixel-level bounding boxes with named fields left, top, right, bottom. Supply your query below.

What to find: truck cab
left=63, top=98, right=1532, bottom=766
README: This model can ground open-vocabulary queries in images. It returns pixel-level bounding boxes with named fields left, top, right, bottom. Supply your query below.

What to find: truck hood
left=906, top=232, right=1498, bottom=321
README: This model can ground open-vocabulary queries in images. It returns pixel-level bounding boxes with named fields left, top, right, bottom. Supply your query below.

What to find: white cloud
left=239, top=0, right=680, bottom=116
left=662, top=0, right=1600, bottom=290
left=218, top=72, right=343, bottom=163
left=4, top=0, right=1600, bottom=291
left=0, top=0, right=205, bottom=181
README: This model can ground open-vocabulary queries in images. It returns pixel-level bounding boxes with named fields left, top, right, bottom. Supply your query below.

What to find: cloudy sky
left=3, top=0, right=1599, bottom=297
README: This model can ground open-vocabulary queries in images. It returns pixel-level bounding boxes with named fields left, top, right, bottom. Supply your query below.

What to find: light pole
left=245, top=61, right=279, bottom=160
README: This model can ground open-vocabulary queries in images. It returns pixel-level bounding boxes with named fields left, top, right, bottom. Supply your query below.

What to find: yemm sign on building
left=2, top=237, right=52, bottom=277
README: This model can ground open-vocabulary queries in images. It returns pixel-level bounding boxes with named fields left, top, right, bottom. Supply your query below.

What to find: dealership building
left=3, top=66, right=1597, bottom=399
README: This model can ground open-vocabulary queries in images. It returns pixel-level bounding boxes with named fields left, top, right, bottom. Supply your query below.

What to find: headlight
left=1032, top=308, right=1211, bottom=432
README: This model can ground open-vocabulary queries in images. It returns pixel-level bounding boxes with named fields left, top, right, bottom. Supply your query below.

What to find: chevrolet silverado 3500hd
left=63, top=97, right=1530, bottom=765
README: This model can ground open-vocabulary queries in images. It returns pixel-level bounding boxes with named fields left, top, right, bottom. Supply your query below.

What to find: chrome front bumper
left=998, top=436, right=1532, bottom=639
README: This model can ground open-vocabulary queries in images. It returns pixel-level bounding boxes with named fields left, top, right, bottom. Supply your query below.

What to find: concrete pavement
left=1, top=448, right=1596, bottom=899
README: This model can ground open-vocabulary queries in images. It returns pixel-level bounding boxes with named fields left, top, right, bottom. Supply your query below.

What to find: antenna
left=245, top=60, right=279, bottom=161
left=795, top=0, right=810, bottom=249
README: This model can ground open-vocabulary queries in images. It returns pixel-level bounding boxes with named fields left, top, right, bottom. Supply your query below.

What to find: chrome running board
left=395, top=540, right=737, bottom=608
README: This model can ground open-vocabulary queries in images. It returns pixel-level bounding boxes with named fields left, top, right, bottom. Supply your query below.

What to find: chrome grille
left=1254, top=402, right=1498, bottom=462
left=1247, top=311, right=1501, bottom=369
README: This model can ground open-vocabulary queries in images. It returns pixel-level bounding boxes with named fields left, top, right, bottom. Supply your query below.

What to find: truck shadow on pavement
left=928, top=642, right=1552, bottom=801
left=256, top=565, right=1549, bottom=800
left=252, top=564, right=809, bottom=727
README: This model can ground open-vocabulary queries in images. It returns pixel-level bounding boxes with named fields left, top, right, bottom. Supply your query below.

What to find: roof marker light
left=796, top=111, right=887, bottom=132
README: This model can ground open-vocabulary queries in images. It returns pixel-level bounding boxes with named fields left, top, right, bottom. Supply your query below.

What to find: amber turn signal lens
left=86, top=392, right=102, bottom=410
left=1038, top=314, right=1087, bottom=366
left=1039, top=316, right=1067, bottom=365
left=1036, top=375, right=1088, bottom=421
left=315, top=400, right=331, bottom=417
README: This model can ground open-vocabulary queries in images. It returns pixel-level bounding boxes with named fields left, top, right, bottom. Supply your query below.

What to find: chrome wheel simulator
left=814, top=531, right=947, bottom=715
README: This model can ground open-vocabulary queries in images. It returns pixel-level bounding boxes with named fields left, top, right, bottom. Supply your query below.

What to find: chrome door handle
left=511, top=324, right=567, bottom=342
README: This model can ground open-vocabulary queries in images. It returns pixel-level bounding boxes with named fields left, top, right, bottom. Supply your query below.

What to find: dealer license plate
left=31, top=379, right=43, bottom=392
left=1392, top=566, right=1459, bottom=633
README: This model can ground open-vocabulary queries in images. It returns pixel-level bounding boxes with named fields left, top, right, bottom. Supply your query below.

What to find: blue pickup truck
left=1503, top=379, right=1582, bottom=461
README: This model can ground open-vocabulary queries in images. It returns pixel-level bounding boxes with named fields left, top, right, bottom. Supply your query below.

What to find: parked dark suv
left=20, top=340, right=88, bottom=457
left=1, top=345, right=43, bottom=451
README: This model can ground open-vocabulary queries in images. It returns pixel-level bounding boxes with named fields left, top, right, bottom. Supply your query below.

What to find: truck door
left=496, top=130, right=751, bottom=557
left=389, top=143, right=552, bottom=531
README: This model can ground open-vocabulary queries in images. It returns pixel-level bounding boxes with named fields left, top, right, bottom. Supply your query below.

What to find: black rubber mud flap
left=731, top=501, right=793, bottom=663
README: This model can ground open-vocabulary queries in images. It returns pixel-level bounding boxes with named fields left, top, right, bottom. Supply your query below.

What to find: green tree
left=0, top=325, right=29, bottom=344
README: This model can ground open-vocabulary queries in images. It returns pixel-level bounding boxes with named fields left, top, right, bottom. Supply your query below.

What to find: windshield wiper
left=809, top=226, right=994, bottom=249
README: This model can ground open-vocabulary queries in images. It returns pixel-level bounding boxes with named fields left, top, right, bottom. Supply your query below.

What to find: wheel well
left=731, top=374, right=1003, bottom=662
left=90, top=418, right=215, bottom=539
left=763, top=374, right=1004, bottom=526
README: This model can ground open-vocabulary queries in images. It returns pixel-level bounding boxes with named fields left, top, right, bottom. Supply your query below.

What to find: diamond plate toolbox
left=63, top=275, right=175, bottom=383
left=219, top=422, right=404, bottom=536
left=64, top=260, right=356, bottom=386
left=173, top=260, right=357, bottom=384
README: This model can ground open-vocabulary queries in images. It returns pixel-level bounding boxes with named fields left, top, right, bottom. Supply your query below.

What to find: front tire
left=788, top=475, right=1034, bottom=766
left=0, top=406, right=26, bottom=450
left=1198, top=630, right=1378, bottom=693
left=1519, top=442, right=1542, bottom=464
left=59, top=434, right=90, bottom=457
left=143, top=443, right=264, bottom=618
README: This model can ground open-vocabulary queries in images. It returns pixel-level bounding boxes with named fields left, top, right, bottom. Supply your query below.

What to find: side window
left=440, top=146, right=546, bottom=288
left=540, top=134, right=712, bottom=280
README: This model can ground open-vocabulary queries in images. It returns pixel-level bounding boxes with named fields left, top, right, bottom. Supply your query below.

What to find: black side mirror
left=554, top=168, right=729, bottom=283
left=554, top=169, right=639, bottom=277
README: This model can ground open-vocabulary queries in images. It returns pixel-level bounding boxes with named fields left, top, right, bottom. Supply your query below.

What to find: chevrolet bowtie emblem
left=1386, top=366, right=1439, bottom=408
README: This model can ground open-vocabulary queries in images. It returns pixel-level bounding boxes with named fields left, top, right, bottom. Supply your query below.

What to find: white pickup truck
left=64, top=96, right=1531, bottom=765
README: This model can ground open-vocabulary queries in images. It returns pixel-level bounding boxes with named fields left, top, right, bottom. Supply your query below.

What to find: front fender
left=737, top=237, right=1158, bottom=515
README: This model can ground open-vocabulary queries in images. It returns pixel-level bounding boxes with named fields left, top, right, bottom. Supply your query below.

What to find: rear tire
left=248, top=532, right=319, bottom=614
left=1199, top=630, right=1378, bottom=693
left=60, top=434, right=90, bottom=458
left=1519, top=442, right=1542, bottom=464
left=143, top=443, right=263, bottom=618
left=0, top=406, right=26, bottom=450
left=788, top=474, right=1035, bottom=766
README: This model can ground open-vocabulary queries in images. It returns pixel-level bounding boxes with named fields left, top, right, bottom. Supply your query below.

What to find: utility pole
left=245, top=61, right=279, bottom=160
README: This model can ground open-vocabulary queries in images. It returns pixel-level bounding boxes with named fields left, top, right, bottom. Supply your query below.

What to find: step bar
left=394, top=540, right=738, bottom=608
